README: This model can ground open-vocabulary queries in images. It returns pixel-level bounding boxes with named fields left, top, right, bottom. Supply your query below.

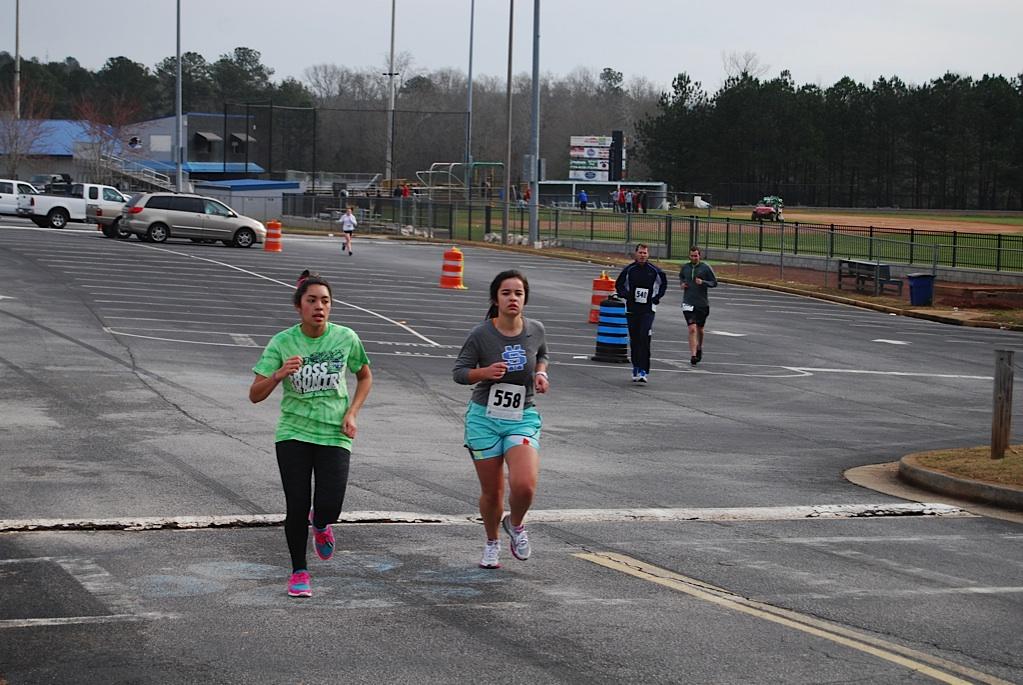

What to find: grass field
left=912, top=445, right=1023, bottom=487
left=368, top=201, right=1023, bottom=271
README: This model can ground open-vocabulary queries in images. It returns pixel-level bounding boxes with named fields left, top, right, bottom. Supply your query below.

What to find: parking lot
left=1, top=219, right=1022, bottom=684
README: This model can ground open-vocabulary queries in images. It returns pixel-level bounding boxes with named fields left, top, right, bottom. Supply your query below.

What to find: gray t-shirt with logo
left=453, top=318, right=549, bottom=407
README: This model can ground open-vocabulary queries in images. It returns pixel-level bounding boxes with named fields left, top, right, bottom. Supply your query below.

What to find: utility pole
left=175, top=0, right=183, bottom=191
left=384, top=0, right=397, bottom=183
left=464, top=0, right=475, bottom=201
left=501, top=0, right=514, bottom=244
left=14, top=0, right=20, bottom=120
left=528, top=0, right=541, bottom=247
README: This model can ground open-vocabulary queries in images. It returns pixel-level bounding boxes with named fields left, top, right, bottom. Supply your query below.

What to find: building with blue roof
left=1, top=113, right=266, bottom=188
left=129, top=112, right=266, bottom=181
left=0, top=119, right=113, bottom=180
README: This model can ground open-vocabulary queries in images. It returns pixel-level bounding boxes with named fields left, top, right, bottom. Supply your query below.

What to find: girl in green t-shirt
left=250, top=271, right=373, bottom=598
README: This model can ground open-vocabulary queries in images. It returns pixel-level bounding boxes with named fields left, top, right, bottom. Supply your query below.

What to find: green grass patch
left=911, top=445, right=1023, bottom=487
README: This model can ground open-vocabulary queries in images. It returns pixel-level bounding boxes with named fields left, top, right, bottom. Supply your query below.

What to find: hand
left=682, top=282, right=689, bottom=290
left=695, top=277, right=703, bottom=285
left=483, top=362, right=509, bottom=381
left=273, top=356, right=303, bottom=382
left=534, top=373, right=549, bottom=394
left=342, top=414, right=357, bottom=439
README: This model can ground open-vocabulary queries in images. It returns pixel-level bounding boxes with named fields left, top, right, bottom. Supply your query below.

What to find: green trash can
left=906, top=273, right=935, bottom=306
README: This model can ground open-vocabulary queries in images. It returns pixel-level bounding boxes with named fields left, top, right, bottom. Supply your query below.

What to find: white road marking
left=776, top=586, right=1023, bottom=600
left=0, top=503, right=971, bottom=532
left=0, top=613, right=176, bottom=629
left=873, top=338, right=910, bottom=344
left=0, top=294, right=14, bottom=300
left=578, top=552, right=1004, bottom=685
left=136, top=244, right=442, bottom=347
left=0, top=557, right=178, bottom=629
left=788, top=367, right=990, bottom=380
left=229, top=334, right=258, bottom=347
left=709, top=330, right=746, bottom=337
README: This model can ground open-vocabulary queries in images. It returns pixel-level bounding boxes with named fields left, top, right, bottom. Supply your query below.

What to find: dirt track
left=778, top=210, right=1020, bottom=234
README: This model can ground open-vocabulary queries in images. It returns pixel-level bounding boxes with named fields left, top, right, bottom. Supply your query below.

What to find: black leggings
left=275, top=440, right=351, bottom=572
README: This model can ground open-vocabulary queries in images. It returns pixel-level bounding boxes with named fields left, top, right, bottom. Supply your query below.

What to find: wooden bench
left=837, top=259, right=904, bottom=296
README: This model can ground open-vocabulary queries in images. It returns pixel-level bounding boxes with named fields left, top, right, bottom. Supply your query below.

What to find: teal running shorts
left=463, top=401, right=542, bottom=461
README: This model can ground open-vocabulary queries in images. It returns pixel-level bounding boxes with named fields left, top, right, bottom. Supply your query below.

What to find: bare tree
left=0, top=84, right=54, bottom=178
left=722, top=51, right=769, bottom=80
left=72, top=95, right=143, bottom=183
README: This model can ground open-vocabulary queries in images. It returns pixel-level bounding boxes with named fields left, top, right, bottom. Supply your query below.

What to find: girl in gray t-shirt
left=452, top=269, right=549, bottom=569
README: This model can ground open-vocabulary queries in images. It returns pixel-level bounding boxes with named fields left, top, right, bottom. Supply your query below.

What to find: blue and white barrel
left=591, top=296, right=630, bottom=363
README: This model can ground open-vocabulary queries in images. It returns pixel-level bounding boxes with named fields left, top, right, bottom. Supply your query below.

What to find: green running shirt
left=253, top=323, right=370, bottom=448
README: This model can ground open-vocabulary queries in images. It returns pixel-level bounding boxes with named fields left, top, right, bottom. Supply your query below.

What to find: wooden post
left=991, top=349, right=1014, bottom=459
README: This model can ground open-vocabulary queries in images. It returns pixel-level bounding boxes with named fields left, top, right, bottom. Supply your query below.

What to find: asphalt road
left=1, top=219, right=1021, bottom=684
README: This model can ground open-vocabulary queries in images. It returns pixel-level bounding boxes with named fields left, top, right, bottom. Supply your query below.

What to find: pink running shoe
left=287, top=570, right=312, bottom=598
left=313, top=524, right=335, bottom=561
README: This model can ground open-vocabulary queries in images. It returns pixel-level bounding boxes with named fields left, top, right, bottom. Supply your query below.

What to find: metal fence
left=278, top=196, right=1023, bottom=274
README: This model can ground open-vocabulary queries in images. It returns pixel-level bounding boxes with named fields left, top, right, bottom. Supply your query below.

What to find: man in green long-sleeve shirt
left=679, top=246, right=717, bottom=366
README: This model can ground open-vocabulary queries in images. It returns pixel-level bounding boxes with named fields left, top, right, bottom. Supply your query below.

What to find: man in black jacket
left=615, top=244, right=667, bottom=383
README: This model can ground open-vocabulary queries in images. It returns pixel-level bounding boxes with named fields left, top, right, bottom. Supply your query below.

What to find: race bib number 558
left=486, top=383, right=525, bottom=420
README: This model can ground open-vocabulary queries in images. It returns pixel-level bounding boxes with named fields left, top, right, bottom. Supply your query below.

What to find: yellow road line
left=575, top=551, right=1012, bottom=685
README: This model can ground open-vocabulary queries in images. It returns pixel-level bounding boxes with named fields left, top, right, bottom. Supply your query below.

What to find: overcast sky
left=2, top=0, right=1021, bottom=93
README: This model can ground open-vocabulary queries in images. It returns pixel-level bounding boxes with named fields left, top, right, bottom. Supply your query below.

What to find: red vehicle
left=751, top=195, right=784, bottom=221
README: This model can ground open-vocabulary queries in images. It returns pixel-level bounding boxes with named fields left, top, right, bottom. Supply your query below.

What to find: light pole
left=175, top=0, right=183, bottom=191
left=464, top=0, right=475, bottom=200
left=501, top=0, right=514, bottom=244
left=384, top=0, right=397, bottom=183
left=528, top=0, right=540, bottom=246
left=13, top=0, right=20, bottom=121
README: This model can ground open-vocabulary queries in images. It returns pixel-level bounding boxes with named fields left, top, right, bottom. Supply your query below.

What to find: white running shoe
left=502, top=515, right=531, bottom=561
left=479, top=539, right=501, bottom=569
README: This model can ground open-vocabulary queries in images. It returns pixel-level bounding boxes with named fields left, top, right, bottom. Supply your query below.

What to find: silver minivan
left=122, top=192, right=266, bottom=247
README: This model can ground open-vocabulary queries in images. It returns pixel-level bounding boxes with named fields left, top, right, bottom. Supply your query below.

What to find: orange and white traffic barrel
left=264, top=219, right=282, bottom=252
left=588, top=271, right=616, bottom=323
left=440, top=246, right=467, bottom=289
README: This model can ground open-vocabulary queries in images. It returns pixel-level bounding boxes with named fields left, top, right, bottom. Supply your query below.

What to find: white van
left=0, top=179, right=39, bottom=216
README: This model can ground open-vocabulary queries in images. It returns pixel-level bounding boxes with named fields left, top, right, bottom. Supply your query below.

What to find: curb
left=714, top=277, right=1023, bottom=331
left=898, top=454, right=1023, bottom=511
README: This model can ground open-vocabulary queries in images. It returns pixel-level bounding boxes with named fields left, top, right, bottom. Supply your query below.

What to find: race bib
left=681, top=303, right=695, bottom=312
left=486, top=383, right=526, bottom=420
left=634, top=287, right=649, bottom=304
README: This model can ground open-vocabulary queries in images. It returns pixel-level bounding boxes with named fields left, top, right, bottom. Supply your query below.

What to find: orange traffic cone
left=588, top=271, right=616, bottom=322
left=440, top=246, right=467, bottom=289
left=264, top=220, right=282, bottom=252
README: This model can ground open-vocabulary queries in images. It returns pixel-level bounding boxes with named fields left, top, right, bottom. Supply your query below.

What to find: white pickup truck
left=0, top=179, right=40, bottom=216
left=17, top=183, right=128, bottom=229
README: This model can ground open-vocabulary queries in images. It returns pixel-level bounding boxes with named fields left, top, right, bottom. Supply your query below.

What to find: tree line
left=0, top=48, right=660, bottom=182
left=638, top=69, right=1023, bottom=210
left=3, top=47, right=1021, bottom=209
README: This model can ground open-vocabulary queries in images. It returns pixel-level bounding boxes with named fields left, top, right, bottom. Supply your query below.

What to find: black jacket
left=615, top=261, right=667, bottom=313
